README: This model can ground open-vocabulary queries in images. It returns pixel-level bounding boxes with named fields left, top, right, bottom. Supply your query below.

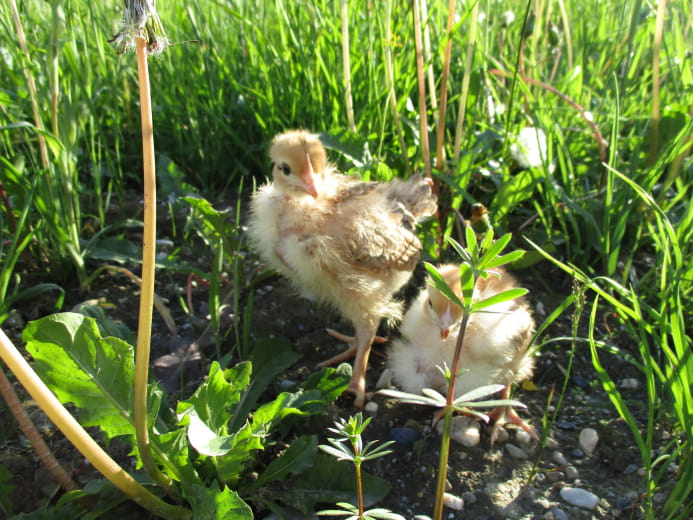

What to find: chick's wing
left=326, top=179, right=431, bottom=274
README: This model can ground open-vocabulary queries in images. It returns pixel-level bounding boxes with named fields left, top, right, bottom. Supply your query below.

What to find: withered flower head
left=109, top=0, right=168, bottom=56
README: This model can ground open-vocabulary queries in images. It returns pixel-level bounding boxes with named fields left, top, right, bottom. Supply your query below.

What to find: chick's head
left=269, top=130, right=327, bottom=198
left=426, top=264, right=464, bottom=339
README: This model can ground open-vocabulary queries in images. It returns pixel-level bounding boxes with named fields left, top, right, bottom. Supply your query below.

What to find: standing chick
left=247, top=129, right=437, bottom=407
left=388, top=264, right=536, bottom=439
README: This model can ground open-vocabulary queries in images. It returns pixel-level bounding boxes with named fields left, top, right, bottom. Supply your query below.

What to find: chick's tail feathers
left=382, top=175, right=438, bottom=223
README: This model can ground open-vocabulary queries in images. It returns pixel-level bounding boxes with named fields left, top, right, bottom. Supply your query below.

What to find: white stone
left=565, top=465, right=579, bottom=480
left=579, top=428, right=599, bottom=455
left=545, top=437, right=560, bottom=450
left=552, top=450, right=568, bottom=466
left=364, top=401, right=378, bottom=414
left=620, top=378, right=640, bottom=390
left=515, top=429, right=533, bottom=448
left=443, top=492, right=464, bottom=511
left=447, top=416, right=481, bottom=447
left=560, top=487, right=600, bottom=510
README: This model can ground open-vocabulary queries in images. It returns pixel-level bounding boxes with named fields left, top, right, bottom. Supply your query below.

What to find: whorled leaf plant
left=380, top=226, right=530, bottom=520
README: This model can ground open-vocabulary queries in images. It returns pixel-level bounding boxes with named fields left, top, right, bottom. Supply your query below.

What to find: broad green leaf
left=85, top=236, right=142, bottom=264
left=178, top=361, right=251, bottom=433
left=153, top=428, right=200, bottom=486
left=183, top=196, right=236, bottom=242
left=229, top=337, right=300, bottom=432
left=249, top=435, right=318, bottom=490
left=23, top=313, right=136, bottom=440
left=71, top=302, right=135, bottom=344
left=215, top=415, right=270, bottom=485
left=186, top=409, right=236, bottom=457
left=187, top=484, right=253, bottom=520
left=298, top=366, right=351, bottom=411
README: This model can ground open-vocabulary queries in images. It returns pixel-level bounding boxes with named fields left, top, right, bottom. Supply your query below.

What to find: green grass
left=0, top=0, right=691, bottom=517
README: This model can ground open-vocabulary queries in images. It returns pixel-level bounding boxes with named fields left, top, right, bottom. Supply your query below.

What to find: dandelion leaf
left=23, top=312, right=137, bottom=441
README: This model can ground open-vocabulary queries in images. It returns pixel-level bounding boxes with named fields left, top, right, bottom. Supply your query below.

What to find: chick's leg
left=488, top=385, right=538, bottom=445
left=346, top=324, right=377, bottom=408
left=318, top=329, right=386, bottom=366
left=318, top=323, right=377, bottom=408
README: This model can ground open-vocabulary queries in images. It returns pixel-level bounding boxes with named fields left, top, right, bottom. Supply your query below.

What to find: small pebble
left=277, top=379, right=297, bottom=391
left=515, top=430, right=533, bottom=448
left=565, top=465, right=579, bottom=480
left=375, top=368, right=393, bottom=389
left=556, top=420, right=577, bottom=430
left=623, top=464, right=638, bottom=475
left=494, top=426, right=510, bottom=443
left=619, top=378, right=640, bottom=390
left=549, top=506, right=569, bottom=520
left=390, top=427, right=420, bottom=446
left=505, top=443, right=528, bottom=460
left=546, top=437, right=560, bottom=450
left=552, top=451, right=568, bottom=466
left=461, top=491, right=477, bottom=504
left=571, top=374, right=590, bottom=388
left=571, top=449, right=585, bottom=459
left=560, top=487, right=600, bottom=510
left=413, top=516, right=432, bottom=520
left=443, top=492, right=464, bottom=511
left=547, top=470, right=564, bottom=482
left=579, top=428, right=599, bottom=455
left=364, top=401, right=378, bottom=414
left=636, top=467, right=647, bottom=478
left=614, top=495, right=635, bottom=511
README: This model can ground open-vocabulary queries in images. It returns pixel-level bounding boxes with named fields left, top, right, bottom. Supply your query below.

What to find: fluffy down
left=247, top=129, right=437, bottom=407
left=388, top=264, right=536, bottom=439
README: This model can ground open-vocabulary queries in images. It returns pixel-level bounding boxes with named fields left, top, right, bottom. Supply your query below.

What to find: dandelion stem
left=133, top=33, right=178, bottom=501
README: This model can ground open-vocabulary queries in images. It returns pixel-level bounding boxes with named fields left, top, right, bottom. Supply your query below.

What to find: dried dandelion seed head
left=510, top=127, right=548, bottom=169
left=109, top=0, right=168, bottom=56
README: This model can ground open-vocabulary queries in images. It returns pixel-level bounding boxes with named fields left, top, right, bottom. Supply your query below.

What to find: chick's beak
left=300, top=153, right=319, bottom=198
left=438, top=304, right=456, bottom=340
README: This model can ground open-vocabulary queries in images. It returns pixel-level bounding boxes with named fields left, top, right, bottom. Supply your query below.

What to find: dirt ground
left=0, top=199, right=672, bottom=519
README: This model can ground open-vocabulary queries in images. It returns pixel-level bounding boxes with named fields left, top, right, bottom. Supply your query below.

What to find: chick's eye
left=428, top=299, right=433, bottom=308
left=278, top=163, right=292, bottom=176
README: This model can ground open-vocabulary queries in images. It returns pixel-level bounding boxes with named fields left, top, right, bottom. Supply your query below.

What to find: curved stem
left=0, top=329, right=191, bottom=520
left=134, top=35, right=177, bottom=499
left=0, top=366, right=78, bottom=492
